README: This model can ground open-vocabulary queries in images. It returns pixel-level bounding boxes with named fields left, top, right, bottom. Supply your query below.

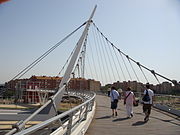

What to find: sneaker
left=115, top=112, right=118, bottom=116
left=130, top=113, right=133, bottom=117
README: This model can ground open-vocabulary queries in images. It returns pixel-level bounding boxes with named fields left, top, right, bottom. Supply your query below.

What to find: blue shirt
left=110, top=89, right=119, bottom=102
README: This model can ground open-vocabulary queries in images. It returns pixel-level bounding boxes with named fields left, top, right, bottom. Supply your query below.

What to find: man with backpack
left=142, top=83, right=154, bottom=122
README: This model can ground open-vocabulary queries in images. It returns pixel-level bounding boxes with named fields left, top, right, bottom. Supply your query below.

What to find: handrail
left=14, top=91, right=96, bottom=135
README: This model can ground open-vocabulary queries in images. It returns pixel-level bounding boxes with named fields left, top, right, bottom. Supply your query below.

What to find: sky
left=0, top=0, right=180, bottom=84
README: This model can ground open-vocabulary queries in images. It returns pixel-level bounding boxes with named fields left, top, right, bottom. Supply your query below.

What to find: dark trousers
left=143, top=104, right=152, bottom=115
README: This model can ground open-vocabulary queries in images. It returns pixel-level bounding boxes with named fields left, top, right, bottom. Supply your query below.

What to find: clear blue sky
left=0, top=0, right=180, bottom=84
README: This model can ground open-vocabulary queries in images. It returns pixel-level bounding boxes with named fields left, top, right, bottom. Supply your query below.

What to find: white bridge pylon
left=5, top=5, right=97, bottom=135
left=51, top=5, right=97, bottom=114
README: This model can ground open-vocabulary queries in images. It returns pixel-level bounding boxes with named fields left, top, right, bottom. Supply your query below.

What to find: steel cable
left=92, top=22, right=177, bottom=85
left=11, top=22, right=86, bottom=81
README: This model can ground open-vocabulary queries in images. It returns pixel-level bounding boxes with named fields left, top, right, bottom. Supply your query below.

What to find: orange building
left=6, top=75, right=101, bottom=103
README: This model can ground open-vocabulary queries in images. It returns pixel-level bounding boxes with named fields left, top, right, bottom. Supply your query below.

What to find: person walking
left=110, top=86, right=119, bottom=117
left=142, top=83, right=154, bottom=122
left=124, top=87, right=136, bottom=118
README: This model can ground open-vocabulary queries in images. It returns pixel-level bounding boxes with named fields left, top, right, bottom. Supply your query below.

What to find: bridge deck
left=86, top=95, right=180, bottom=135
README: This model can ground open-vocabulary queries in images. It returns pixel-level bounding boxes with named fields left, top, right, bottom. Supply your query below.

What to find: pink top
left=125, top=91, right=134, bottom=105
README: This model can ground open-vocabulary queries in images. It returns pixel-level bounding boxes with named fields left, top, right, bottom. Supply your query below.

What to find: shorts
left=111, top=101, right=118, bottom=109
left=143, top=104, right=152, bottom=114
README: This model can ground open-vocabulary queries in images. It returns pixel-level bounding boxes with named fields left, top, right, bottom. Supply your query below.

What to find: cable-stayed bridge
left=0, top=6, right=179, bottom=135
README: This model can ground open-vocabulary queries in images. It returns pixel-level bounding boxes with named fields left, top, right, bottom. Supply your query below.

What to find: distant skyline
left=0, top=0, right=180, bottom=84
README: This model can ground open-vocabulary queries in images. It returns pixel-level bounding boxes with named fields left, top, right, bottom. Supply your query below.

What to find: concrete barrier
left=153, top=104, right=180, bottom=117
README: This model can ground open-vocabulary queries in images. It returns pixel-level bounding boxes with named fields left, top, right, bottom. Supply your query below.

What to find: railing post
left=66, top=112, right=73, bottom=135
left=90, top=98, right=95, bottom=111
left=12, top=120, right=24, bottom=132
left=84, top=103, right=89, bottom=120
left=89, top=99, right=93, bottom=111
left=79, top=106, right=83, bottom=121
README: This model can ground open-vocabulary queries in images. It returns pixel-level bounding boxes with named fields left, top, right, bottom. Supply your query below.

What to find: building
left=161, top=82, right=172, bottom=94
left=87, top=79, right=101, bottom=91
left=5, top=75, right=101, bottom=103
left=68, top=78, right=88, bottom=90
left=113, top=80, right=144, bottom=92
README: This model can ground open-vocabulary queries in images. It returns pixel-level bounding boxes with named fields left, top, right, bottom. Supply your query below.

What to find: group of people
left=109, top=83, right=154, bottom=122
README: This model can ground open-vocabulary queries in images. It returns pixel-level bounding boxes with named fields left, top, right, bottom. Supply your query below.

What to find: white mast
left=6, top=6, right=97, bottom=134
left=52, top=5, right=97, bottom=112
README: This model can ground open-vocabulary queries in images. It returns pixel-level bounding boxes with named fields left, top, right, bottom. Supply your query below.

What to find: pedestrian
left=107, top=88, right=111, bottom=97
left=124, top=87, right=136, bottom=118
left=110, top=86, right=119, bottom=117
left=142, top=83, right=154, bottom=122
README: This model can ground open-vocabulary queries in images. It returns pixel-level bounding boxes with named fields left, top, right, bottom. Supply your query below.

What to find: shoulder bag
left=124, top=92, right=131, bottom=105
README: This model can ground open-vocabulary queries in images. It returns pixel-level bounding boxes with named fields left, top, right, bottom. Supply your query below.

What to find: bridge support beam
left=52, top=5, right=97, bottom=111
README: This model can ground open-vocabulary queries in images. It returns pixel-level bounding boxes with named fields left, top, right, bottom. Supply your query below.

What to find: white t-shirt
left=143, top=89, right=154, bottom=104
left=110, top=90, right=119, bottom=102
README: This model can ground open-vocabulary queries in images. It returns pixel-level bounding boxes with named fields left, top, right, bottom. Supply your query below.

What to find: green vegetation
left=58, top=96, right=82, bottom=112
left=155, top=96, right=180, bottom=110
left=58, top=103, right=80, bottom=112
left=3, top=90, right=15, bottom=98
left=100, top=84, right=111, bottom=93
left=155, top=96, right=170, bottom=102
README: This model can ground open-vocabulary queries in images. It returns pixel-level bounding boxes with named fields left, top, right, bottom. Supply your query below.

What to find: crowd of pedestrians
left=108, top=83, right=154, bottom=122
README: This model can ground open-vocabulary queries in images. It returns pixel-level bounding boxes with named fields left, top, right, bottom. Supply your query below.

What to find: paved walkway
left=86, top=95, right=180, bottom=135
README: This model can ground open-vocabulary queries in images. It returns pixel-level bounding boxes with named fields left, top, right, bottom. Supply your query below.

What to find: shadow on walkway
left=96, top=115, right=112, bottom=119
left=132, top=121, right=146, bottom=126
left=97, top=105, right=110, bottom=108
left=112, top=117, right=129, bottom=122
left=150, top=116, right=180, bottom=126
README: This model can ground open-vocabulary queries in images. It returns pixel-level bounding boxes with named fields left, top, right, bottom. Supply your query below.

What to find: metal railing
left=13, top=90, right=96, bottom=135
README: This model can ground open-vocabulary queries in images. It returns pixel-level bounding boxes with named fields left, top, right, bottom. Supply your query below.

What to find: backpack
left=142, top=90, right=150, bottom=102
